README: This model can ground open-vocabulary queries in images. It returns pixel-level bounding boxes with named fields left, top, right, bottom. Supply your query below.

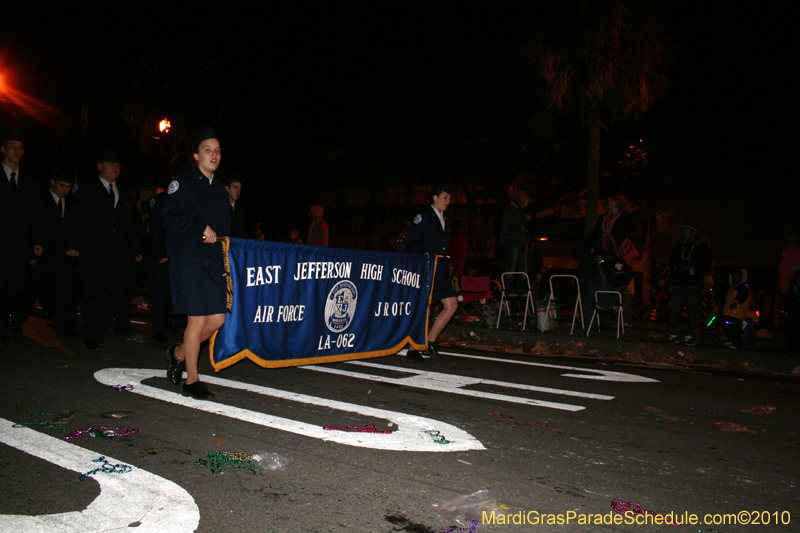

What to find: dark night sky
left=1, top=1, right=796, bottom=213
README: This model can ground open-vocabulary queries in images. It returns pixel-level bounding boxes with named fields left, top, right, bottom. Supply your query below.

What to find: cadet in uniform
left=13, top=169, right=79, bottom=335
left=147, top=187, right=177, bottom=344
left=66, top=150, right=141, bottom=349
left=0, top=131, right=43, bottom=343
left=405, top=183, right=457, bottom=362
left=162, top=127, right=231, bottom=400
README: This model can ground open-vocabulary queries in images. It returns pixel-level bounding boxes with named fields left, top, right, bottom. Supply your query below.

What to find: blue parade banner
left=210, top=238, right=436, bottom=370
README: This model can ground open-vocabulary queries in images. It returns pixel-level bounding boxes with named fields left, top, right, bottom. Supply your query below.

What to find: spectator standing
left=720, top=269, right=751, bottom=349
left=66, top=150, right=142, bottom=350
left=288, top=228, right=303, bottom=245
left=499, top=191, right=531, bottom=296
left=0, top=132, right=44, bottom=344
left=588, top=194, right=634, bottom=329
left=307, top=204, right=329, bottom=247
left=226, top=175, right=249, bottom=239
left=667, top=222, right=712, bottom=346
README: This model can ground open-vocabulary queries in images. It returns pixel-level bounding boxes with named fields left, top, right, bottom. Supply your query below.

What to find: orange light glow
left=538, top=237, right=548, bottom=241
left=159, top=118, right=171, bottom=133
left=0, top=70, right=59, bottom=126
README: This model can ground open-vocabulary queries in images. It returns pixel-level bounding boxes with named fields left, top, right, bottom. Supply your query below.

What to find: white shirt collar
left=50, top=190, right=62, bottom=204
left=431, top=205, right=445, bottom=231
left=3, top=162, right=17, bottom=180
left=98, top=176, right=118, bottom=207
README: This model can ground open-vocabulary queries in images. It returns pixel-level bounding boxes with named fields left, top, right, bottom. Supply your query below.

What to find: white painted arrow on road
left=94, top=368, right=485, bottom=452
left=0, top=417, right=200, bottom=532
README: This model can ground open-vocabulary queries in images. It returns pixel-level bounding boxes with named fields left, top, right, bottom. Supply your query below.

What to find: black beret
left=2, top=131, right=24, bottom=144
left=98, top=149, right=121, bottom=164
left=53, top=168, right=72, bottom=183
left=193, top=126, right=217, bottom=150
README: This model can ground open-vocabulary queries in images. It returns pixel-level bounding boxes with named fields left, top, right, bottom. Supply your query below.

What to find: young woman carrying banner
left=161, top=127, right=231, bottom=399
left=405, top=183, right=458, bottom=362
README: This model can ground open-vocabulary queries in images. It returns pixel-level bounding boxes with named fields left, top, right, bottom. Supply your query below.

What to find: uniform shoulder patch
left=413, top=214, right=422, bottom=224
left=72, top=183, right=78, bottom=193
left=149, top=197, right=156, bottom=208
left=167, top=180, right=179, bottom=194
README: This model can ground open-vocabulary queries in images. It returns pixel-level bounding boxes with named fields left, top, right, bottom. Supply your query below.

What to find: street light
left=159, top=118, right=171, bottom=133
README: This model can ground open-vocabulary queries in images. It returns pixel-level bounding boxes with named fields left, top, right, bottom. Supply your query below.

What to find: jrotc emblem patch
left=167, top=180, right=179, bottom=194
left=414, top=214, right=422, bottom=224
left=324, top=280, right=358, bottom=333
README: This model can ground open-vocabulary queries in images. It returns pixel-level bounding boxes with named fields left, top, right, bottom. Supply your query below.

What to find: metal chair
left=545, top=274, right=584, bottom=335
left=586, top=290, right=625, bottom=339
left=496, top=272, right=536, bottom=330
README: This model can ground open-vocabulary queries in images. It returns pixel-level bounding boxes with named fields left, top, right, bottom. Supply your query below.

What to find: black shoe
left=167, top=344, right=184, bottom=386
left=424, top=343, right=444, bottom=361
left=153, top=332, right=169, bottom=344
left=56, top=329, right=81, bottom=337
left=84, top=341, right=100, bottom=350
left=405, top=349, right=424, bottom=363
left=182, top=381, right=214, bottom=400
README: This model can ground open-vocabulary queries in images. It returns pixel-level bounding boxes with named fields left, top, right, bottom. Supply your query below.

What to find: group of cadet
left=0, top=131, right=147, bottom=349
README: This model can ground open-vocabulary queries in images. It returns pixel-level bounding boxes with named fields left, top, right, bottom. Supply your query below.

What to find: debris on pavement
left=12, top=412, right=66, bottom=432
left=711, top=422, right=758, bottom=434
left=101, top=411, right=134, bottom=419
left=79, top=456, right=132, bottom=481
left=64, top=426, right=138, bottom=440
left=434, top=489, right=510, bottom=528
left=252, top=451, right=293, bottom=471
left=611, top=500, right=680, bottom=526
left=425, top=430, right=451, bottom=444
left=195, top=451, right=260, bottom=474
left=718, top=360, right=767, bottom=372
left=741, top=405, right=776, bottom=415
left=323, top=424, right=393, bottom=433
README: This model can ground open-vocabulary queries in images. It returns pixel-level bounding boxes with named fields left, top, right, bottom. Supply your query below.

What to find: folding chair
left=545, top=274, right=584, bottom=335
left=496, top=272, right=536, bottom=330
left=456, top=276, right=492, bottom=322
left=586, top=290, right=625, bottom=339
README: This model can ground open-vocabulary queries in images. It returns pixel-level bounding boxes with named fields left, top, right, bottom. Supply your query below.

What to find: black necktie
left=58, top=197, right=64, bottom=218
left=10, top=171, right=16, bottom=189
left=108, top=183, right=115, bottom=208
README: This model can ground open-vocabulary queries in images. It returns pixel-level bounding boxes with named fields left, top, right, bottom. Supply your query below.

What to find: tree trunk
left=585, top=116, right=601, bottom=235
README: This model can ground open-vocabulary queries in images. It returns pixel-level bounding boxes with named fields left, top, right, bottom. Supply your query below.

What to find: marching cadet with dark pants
left=0, top=132, right=43, bottom=344
left=66, top=150, right=141, bottom=350
left=405, top=183, right=457, bottom=362
left=162, top=127, right=230, bottom=400
left=13, top=169, right=79, bottom=335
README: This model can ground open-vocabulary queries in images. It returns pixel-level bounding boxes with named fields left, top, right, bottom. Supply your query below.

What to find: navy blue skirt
left=431, top=257, right=457, bottom=301
left=169, top=255, right=228, bottom=316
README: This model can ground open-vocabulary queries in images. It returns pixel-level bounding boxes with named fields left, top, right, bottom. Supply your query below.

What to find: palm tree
left=524, top=0, right=671, bottom=233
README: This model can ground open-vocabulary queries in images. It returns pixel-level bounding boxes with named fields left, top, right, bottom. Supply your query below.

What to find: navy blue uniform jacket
left=0, top=168, right=44, bottom=262
left=65, top=177, right=140, bottom=261
left=161, top=167, right=231, bottom=259
left=406, top=206, right=449, bottom=256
